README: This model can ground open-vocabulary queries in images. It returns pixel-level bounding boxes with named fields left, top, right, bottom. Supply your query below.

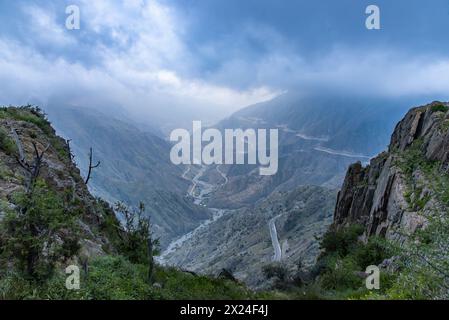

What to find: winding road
left=158, top=165, right=230, bottom=265
left=216, top=165, right=228, bottom=186
left=269, top=215, right=282, bottom=262
left=313, top=146, right=371, bottom=159
left=181, top=166, right=191, bottom=179
left=275, top=123, right=373, bottom=160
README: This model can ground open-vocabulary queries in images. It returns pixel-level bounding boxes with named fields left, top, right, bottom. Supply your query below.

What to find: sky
left=1, top=0, right=449, bottom=126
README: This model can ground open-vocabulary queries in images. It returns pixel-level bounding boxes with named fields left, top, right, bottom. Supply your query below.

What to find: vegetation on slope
left=286, top=134, right=449, bottom=300
left=0, top=106, right=259, bottom=300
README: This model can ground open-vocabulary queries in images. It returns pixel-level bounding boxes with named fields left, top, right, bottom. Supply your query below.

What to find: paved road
left=216, top=165, right=228, bottom=186
left=187, top=166, right=207, bottom=200
left=181, top=166, right=191, bottom=179
left=269, top=215, right=282, bottom=262
left=313, top=146, right=371, bottom=159
left=159, top=166, right=230, bottom=265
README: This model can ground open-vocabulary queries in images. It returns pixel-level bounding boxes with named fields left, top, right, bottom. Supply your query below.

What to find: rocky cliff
left=0, top=107, right=121, bottom=264
left=333, top=101, right=449, bottom=241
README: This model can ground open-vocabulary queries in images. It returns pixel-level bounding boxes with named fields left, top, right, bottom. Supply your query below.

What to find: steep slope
left=333, top=101, right=449, bottom=240
left=45, top=106, right=209, bottom=247
left=0, top=106, right=118, bottom=262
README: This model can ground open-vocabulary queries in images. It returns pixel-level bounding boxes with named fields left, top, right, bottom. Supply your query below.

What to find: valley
left=42, top=93, right=415, bottom=288
left=158, top=164, right=229, bottom=265
left=1, top=0, right=449, bottom=302
left=159, top=159, right=336, bottom=287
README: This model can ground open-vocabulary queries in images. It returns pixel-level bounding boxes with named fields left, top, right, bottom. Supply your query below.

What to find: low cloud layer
left=0, top=0, right=448, bottom=128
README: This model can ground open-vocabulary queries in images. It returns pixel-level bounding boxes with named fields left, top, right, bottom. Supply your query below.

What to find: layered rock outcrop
left=333, top=101, right=449, bottom=240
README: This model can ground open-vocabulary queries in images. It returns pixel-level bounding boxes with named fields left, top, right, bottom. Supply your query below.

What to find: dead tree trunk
left=66, top=139, right=75, bottom=162
left=85, top=147, right=100, bottom=185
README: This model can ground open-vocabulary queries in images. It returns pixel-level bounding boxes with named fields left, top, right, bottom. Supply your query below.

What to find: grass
left=395, top=138, right=449, bottom=210
left=0, top=106, right=52, bottom=135
left=0, top=127, right=17, bottom=156
left=0, top=255, right=270, bottom=300
left=0, top=105, right=69, bottom=161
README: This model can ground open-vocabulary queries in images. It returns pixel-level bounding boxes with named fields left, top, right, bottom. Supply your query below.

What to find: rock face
left=333, top=101, right=449, bottom=240
left=0, top=108, right=121, bottom=263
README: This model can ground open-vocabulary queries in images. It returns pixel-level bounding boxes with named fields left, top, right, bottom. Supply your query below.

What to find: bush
left=430, top=104, right=449, bottom=113
left=0, top=270, right=87, bottom=300
left=0, top=105, right=51, bottom=134
left=262, top=263, right=288, bottom=281
left=320, top=225, right=364, bottom=257
left=315, top=226, right=393, bottom=297
left=1, top=180, right=80, bottom=281
left=320, top=255, right=361, bottom=291
left=0, top=127, right=16, bottom=155
left=83, top=256, right=152, bottom=300
left=353, top=237, right=391, bottom=267
left=154, top=266, right=254, bottom=300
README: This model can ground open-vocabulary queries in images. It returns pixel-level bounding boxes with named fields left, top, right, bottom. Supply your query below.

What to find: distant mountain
left=207, top=92, right=415, bottom=208
left=45, top=105, right=209, bottom=247
left=225, top=92, right=413, bottom=155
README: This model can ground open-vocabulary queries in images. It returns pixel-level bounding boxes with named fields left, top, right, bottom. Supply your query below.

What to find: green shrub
left=0, top=270, right=87, bottom=300
left=320, top=255, right=361, bottom=291
left=353, top=237, right=391, bottom=268
left=320, top=224, right=364, bottom=257
left=0, top=106, right=52, bottom=135
left=154, top=266, right=254, bottom=300
left=315, top=226, right=393, bottom=297
left=430, top=104, right=448, bottom=113
left=83, top=255, right=152, bottom=300
left=1, top=179, right=81, bottom=281
left=0, top=127, right=16, bottom=155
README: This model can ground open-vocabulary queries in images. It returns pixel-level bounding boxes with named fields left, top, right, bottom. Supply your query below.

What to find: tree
left=1, top=134, right=80, bottom=280
left=2, top=179, right=80, bottom=281
left=15, top=137, right=50, bottom=193
left=114, top=202, right=158, bottom=283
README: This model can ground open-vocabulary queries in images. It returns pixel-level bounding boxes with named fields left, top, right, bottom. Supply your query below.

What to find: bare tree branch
left=12, top=129, right=50, bottom=192
left=85, top=147, right=100, bottom=185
